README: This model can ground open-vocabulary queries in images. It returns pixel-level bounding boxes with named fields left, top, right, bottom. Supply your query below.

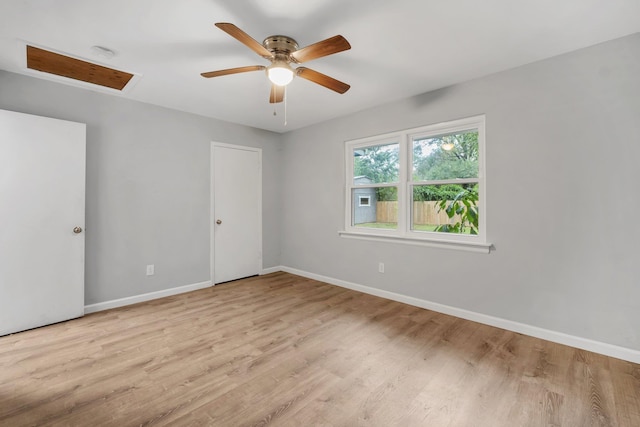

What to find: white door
left=212, top=143, right=262, bottom=284
left=0, top=109, right=86, bottom=336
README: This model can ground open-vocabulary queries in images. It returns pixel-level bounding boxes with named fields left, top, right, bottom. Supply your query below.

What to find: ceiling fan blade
left=201, top=65, right=266, bottom=78
left=215, top=23, right=274, bottom=59
left=269, top=84, right=284, bottom=103
left=296, top=67, right=350, bottom=94
left=290, top=35, right=351, bottom=63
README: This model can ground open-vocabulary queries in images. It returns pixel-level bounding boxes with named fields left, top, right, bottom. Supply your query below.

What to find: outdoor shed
left=353, top=176, right=377, bottom=225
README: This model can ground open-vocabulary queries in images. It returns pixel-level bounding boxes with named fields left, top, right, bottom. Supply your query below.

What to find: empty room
left=1, top=0, right=639, bottom=425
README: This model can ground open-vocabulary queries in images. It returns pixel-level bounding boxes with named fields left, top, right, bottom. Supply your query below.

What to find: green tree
left=354, top=144, right=399, bottom=183
left=354, top=144, right=399, bottom=201
left=434, top=185, right=479, bottom=235
left=413, top=184, right=465, bottom=202
left=413, top=131, right=478, bottom=181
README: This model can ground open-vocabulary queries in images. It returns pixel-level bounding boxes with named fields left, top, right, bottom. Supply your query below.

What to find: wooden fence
left=376, top=201, right=463, bottom=225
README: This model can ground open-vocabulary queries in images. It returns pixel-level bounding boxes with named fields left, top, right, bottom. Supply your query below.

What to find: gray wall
left=280, top=33, right=640, bottom=351
left=0, top=71, right=282, bottom=305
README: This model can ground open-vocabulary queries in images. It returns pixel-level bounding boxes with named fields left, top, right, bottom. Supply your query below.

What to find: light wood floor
left=1, top=272, right=639, bottom=426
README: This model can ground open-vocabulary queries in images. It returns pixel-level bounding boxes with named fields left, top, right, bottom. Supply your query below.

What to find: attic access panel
left=26, top=45, right=133, bottom=91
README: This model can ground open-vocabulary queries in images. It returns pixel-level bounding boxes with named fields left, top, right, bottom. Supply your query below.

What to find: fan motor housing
left=263, top=35, right=299, bottom=55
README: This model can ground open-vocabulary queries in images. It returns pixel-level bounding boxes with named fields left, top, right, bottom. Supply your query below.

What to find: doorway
left=211, top=143, right=262, bottom=284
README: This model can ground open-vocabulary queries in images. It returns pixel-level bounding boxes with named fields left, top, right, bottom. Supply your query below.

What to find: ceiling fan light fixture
left=202, top=23, right=352, bottom=103
left=267, top=62, right=294, bottom=86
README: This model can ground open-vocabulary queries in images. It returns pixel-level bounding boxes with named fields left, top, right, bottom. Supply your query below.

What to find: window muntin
left=345, top=115, right=485, bottom=245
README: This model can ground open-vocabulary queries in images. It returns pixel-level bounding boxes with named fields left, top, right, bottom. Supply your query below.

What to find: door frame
left=210, top=142, right=263, bottom=284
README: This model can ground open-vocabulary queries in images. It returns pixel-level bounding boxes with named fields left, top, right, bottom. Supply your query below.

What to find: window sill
left=338, top=230, right=492, bottom=254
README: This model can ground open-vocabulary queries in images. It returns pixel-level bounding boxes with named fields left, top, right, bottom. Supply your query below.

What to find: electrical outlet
left=378, top=262, right=385, bottom=273
left=146, top=264, right=154, bottom=276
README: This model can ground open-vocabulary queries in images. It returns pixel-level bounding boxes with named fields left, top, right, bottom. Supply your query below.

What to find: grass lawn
left=354, top=222, right=472, bottom=234
left=355, top=222, right=437, bottom=231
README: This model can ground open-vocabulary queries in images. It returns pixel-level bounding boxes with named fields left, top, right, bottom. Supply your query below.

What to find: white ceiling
left=1, top=0, right=638, bottom=133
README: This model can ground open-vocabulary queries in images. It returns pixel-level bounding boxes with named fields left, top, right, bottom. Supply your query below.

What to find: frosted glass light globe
left=267, top=63, right=294, bottom=86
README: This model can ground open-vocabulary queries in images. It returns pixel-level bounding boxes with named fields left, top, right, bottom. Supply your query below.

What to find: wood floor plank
left=0, top=272, right=638, bottom=426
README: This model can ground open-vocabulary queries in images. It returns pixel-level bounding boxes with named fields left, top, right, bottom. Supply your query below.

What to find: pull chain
left=271, top=86, right=288, bottom=127
left=284, top=86, right=287, bottom=127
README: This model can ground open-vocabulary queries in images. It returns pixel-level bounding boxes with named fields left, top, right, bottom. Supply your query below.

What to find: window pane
left=352, top=187, right=398, bottom=230
left=412, top=184, right=478, bottom=235
left=353, top=142, right=399, bottom=185
left=413, top=130, right=478, bottom=181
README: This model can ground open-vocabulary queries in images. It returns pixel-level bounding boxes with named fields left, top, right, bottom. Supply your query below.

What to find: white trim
left=271, top=266, right=640, bottom=364
left=358, top=195, right=371, bottom=207
left=261, top=266, right=281, bottom=275
left=84, top=280, right=212, bottom=314
left=345, top=115, right=487, bottom=246
left=210, top=143, right=216, bottom=284
left=210, top=142, right=263, bottom=285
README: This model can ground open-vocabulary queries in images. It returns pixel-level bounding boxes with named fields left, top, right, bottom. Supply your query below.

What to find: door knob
left=73, top=226, right=83, bottom=234
left=216, top=219, right=222, bottom=225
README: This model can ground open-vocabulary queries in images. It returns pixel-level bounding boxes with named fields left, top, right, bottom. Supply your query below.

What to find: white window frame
left=340, top=115, right=491, bottom=253
left=358, top=195, right=371, bottom=207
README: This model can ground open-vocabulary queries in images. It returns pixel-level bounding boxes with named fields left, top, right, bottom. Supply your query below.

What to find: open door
left=0, top=109, right=86, bottom=335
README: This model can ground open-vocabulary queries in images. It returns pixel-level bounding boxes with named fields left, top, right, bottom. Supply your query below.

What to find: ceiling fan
left=201, top=23, right=351, bottom=103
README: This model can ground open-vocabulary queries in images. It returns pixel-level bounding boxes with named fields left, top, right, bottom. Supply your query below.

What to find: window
left=351, top=141, right=399, bottom=230
left=358, top=196, right=371, bottom=207
left=342, top=115, right=489, bottom=252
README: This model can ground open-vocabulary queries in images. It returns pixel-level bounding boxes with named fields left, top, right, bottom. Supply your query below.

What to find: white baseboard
left=277, top=266, right=640, bottom=364
left=261, top=266, right=281, bottom=275
left=84, top=280, right=212, bottom=314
